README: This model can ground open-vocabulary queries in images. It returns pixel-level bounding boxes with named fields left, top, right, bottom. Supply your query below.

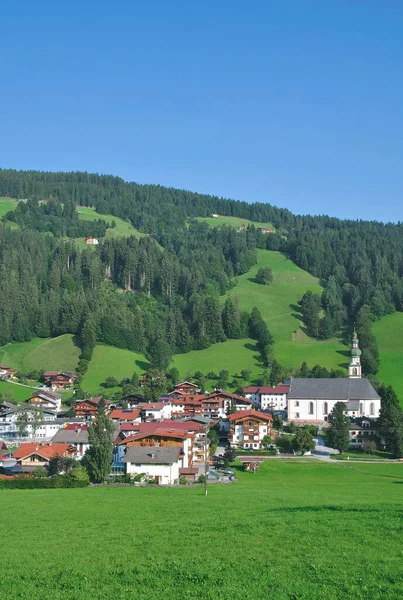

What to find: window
left=309, top=402, right=314, bottom=415
left=323, top=402, right=328, bottom=415
left=370, top=403, right=375, bottom=416
left=294, top=401, right=299, bottom=407
left=295, top=413, right=300, bottom=419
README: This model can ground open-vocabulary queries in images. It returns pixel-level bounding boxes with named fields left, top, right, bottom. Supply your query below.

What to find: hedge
left=0, top=476, right=89, bottom=489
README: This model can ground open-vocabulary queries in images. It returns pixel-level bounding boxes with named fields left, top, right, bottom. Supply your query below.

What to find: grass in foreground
left=1, top=461, right=403, bottom=599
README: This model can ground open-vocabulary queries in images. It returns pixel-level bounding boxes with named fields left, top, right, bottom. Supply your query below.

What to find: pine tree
left=83, top=398, right=115, bottom=483
left=327, top=402, right=350, bottom=454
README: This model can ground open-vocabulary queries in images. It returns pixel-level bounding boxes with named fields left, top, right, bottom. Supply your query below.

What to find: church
left=287, top=330, right=381, bottom=423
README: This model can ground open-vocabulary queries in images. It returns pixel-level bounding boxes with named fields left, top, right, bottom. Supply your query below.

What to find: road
left=312, top=436, right=339, bottom=462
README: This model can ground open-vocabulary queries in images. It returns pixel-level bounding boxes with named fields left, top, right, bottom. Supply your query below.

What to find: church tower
left=349, top=328, right=362, bottom=379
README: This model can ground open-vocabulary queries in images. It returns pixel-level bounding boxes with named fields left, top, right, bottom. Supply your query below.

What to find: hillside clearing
left=0, top=197, right=18, bottom=219
left=0, top=335, right=80, bottom=374
left=1, top=461, right=402, bottom=599
left=373, top=312, right=403, bottom=401
left=196, top=215, right=274, bottom=229
left=77, top=206, right=148, bottom=240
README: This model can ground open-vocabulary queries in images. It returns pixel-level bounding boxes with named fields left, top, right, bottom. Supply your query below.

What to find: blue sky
left=1, top=0, right=402, bottom=221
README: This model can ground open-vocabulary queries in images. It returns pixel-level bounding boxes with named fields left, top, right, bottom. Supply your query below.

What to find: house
left=50, top=424, right=90, bottom=459
left=0, top=365, right=16, bottom=380
left=228, top=409, right=273, bottom=449
left=287, top=379, right=381, bottom=422
left=137, top=402, right=172, bottom=420
left=201, top=395, right=227, bottom=419
left=349, top=419, right=380, bottom=448
left=109, top=409, right=141, bottom=424
left=73, top=397, right=111, bottom=419
left=13, top=442, right=77, bottom=469
left=258, top=227, right=273, bottom=234
left=44, top=371, right=77, bottom=391
left=85, top=236, right=99, bottom=245
left=174, top=381, right=199, bottom=394
left=244, top=385, right=289, bottom=411
left=123, top=446, right=181, bottom=485
left=29, top=390, right=62, bottom=412
left=211, top=214, right=219, bottom=218
left=0, top=401, right=16, bottom=412
left=169, top=394, right=204, bottom=417
left=0, top=406, right=58, bottom=440
left=209, top=391, right=253, bottom=414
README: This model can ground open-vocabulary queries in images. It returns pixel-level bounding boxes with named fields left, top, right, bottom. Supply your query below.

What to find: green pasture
left=0, top=380, right=38, bottom=402
left=0, top=197, right=18, bottom=219
left=77, top=205, right=148, bottom=240
left=373, top=312, right=403, bottom=401
left=196, top=214, right=274, bottom=229
left=1, top=461, right=403, bottom=599
left=0, top=335, right=80, bottom=374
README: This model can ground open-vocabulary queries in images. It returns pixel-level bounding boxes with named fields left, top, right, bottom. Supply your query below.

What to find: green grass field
left=196, top=214, right=274, bottom=230
left=0, top=335, right=80, bottom=374
left=77, top=205, right=148, bottom=240
left=373, top=312, right=403, bottom=400
left=0, top=380, right=38, bottom=402
left=82, top=344, right=149, bottom=394
left=172, top=250, right=347, bottom=383
left=1, top=461, right=403, bottom=599
left=0, top=197, right=18, bottom=219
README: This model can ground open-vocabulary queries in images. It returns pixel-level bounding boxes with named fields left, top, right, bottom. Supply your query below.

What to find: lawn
left=82, top=344, right=149, bottom=395
left=1, top=461, right=403, bottom=599
left=0, top=335, right=80, bottom=374
left=0, top=380, right=39, bottom=403
left=373, top=312, right=403, bottom=402
left=196, top=215, right=274, bottom=229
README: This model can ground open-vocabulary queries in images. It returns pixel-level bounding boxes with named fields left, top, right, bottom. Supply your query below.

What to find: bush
left=197, top=474, right=206, bottom=484
left=0, top=475, right=89, bottom=489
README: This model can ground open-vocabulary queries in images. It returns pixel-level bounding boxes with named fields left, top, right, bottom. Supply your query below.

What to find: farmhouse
left=85, top=236, right=99, bottom=245
left=109, top=409, right=141, bottom=424
left=137, top=402, right=172, bottom=420
left=0, top=365, right=16, bottom=380
left=12, top=442, right=77, bottom=469
left=44, top=371, right=77, bottom=390
left=244, top=384, right=289, bottom=411
left=29, top=390, right=62, bottom=411
left=74, top=397, right=111, bottom=419
left=228, top=409, right=272, bottom=449
left=123, top=446, right=181, bottom=485
left=174, top=381, right=199, bottom=394
left=51, top=424, right=90, bottom=459
left=210, top=391, right=253, bottom=413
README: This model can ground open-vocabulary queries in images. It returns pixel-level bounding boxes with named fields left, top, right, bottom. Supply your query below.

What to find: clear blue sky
left=1, top=1, right=402, bottom=221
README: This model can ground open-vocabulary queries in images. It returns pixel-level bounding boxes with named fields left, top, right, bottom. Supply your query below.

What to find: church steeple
left=349, top=327, right=362, bottom=379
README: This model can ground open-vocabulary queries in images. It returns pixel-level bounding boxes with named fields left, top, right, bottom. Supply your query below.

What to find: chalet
left=30, top=390, right=62, bottom=411
left=209, top=391, right=253, bottom=414
left=13, top=442, right=77, bottom=469
left=244, top=385, right=289, bottom=411
left=109, top=409, right=141, bottom=424
left=85, top=236, right=99, bottom=245
left=123, top=446, right=181, bottom=485
left=44, top=371, right=77, bottom=391
left=73, top=397, right=111, bottom=419
left=174, top=381, right=199, bottom=394
left=137, top=402, right=172, bottom=420
left=51, top=423, right=90, bottom=459
left=201, top=395, right=226, bottom=419
left=258, top=227, right=273, bottom=234
left=0, top=365, right=16, bottom=380
left=170, top=395, right=204, bottom=417
left=228, top=409, right=273, bottom=449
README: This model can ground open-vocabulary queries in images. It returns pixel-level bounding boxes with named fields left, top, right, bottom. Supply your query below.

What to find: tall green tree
left=327, top=402, right=350, bottom=454
left=83, top=398, right=115, bottom=483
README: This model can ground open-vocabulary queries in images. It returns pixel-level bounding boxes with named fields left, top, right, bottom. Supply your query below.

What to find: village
left=0, top=331, right=388, bottom=485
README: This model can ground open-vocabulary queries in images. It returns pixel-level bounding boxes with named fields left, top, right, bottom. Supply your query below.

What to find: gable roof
left=228, top=409, right=273, bottom=422
left=210, top=391, right=253, bottom=403
left=244, top=385, right=289, bottom=395
left=13, top=443, right=75, bottom=460
left=110, top=409, right=141, bottom=420
left=51, top=426, right=89, bottom=444
left=75, top=397, right=110, bottom=407
left=137, top=402, right=165, bottom=410
left=288, top=378, right=380, bottom=401
left=123, top=446, right=181, bottom=464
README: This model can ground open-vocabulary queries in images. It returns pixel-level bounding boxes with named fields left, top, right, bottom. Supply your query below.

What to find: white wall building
left=123, top=446, right=181, bottom=485
left=138, top=402, right=172, bottom=420
left=244, top=385, right=289, bottom=411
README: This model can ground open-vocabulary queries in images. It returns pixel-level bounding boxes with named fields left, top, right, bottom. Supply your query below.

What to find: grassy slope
left=172, top=250, right=347, bottom=381
left=82, top=345, right=149, bottom=395
left=0, top=380, right=38, bottom=402
left=0, top=197, right=18, bottom=218
left=373, top=312, right=403, bottom=400
left=0, top=335, right=80, bottom=373
left=77, top=205, right=148, bottom=240
left=1, top=461, right=403, bottom=600
left=196, top=215, right=274, bottom=229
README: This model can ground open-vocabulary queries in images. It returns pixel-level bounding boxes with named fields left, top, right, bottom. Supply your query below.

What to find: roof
left=288, top=378, right=380, bottom=401
left=0, top=364, right=16, bottom=371
left=51, top=427, right=89, bottom=444
left=13, top=443, right=75, bottom=460
left=120, top=423, right=139, bottom=432
left=123, top=446, right=181, bottom=464
left=244, top=385, right=289, bottom=394
left=238, top=456, right=266, bottom=463
left=228, top=409, right=273, bottom=422
left=210, top=391, right=253, bottom=403
left=110, top=409, right=141, bottom=420
left=31, top=389, right=62, bottom=401
left=75, top=397, right=110, bottom=407
left=179, top=467, right=198, bottom=475
left=137, top=402, right=165, bottom=410
left=175, top=381, right=198, bottom=388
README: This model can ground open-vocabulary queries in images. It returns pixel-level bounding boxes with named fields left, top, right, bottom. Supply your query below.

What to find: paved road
left=312, top=436, right=339, bottom=462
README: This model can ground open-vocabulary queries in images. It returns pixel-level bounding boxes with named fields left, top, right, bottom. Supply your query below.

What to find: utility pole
left=204, top=423, right=208, bottom=496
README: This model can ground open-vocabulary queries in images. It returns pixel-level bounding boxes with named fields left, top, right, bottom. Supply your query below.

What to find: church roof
left=288, top=378, right=380, bottom=401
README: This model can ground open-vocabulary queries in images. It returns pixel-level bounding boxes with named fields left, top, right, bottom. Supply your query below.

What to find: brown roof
left=110, top=409, right=141, bottom=420
left=179, top=468, right=199, bottom=475
left=13, top=443, right=76, bottom=460
left=228, top=409, right=273, bottom=422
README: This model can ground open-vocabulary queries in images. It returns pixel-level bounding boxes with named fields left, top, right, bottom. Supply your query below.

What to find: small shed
left=179, top=467, right=199, bottom=482
left=238, top=456, right=266, bottom=471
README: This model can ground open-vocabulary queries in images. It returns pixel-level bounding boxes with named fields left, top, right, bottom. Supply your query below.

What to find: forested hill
left=0, top=167, right=403, bottom=381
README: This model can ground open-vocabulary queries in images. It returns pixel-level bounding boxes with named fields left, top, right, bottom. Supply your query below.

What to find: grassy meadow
left=196, top=214, right=274, bottom=229
left=82, top=345, right=149, bottom=394
left=0, top=197, right=18, bottom=218
left=1, top=461, right=403, bottom=599
left=373, top=312, right=403, bottom=400
left=77, top=205, right=149, bottom=240
left=0, top=335, right=80, bottom=374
